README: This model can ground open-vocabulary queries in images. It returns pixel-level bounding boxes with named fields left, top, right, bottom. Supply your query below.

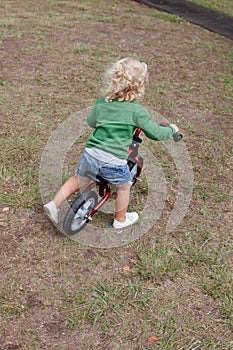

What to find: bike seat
left=85, top=170, right=109, bottom=186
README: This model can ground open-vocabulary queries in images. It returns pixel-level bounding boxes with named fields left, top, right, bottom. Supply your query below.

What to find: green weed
left=152, top=12, right=186, bottom=23
left=0, top=295, right=21, bottom=317
left=179, top=244, right=218, bottom=267
left=190, top=0, right=233, bottom=17
left=74, top=44, right=91, bottom=54
left=135, top=243, right=183, bottom=281
left=66, top=281, right=155, bottom=328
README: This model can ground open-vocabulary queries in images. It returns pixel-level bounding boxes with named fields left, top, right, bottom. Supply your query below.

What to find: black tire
left=130, top=163, right=138, bottom=186
left=63, top=190, right=98, bottom=235
left=128, top=158, right=142, bottom=186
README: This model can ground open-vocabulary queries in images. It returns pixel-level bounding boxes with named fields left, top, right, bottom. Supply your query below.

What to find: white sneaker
left=44, top=201, right=58, bottom=224
left=113, top=212, right=138, bottom=229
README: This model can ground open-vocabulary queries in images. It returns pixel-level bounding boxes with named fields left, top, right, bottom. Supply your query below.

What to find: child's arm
left=87, top=104, right=97, bottom=128
left=169, top=123, right=179, bottom=133
left=140, top=118, right=176, bottom=140
left=135, top=109, right=178, bottom=141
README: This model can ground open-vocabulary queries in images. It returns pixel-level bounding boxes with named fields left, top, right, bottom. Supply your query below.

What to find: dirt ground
left=0, top=0, right=232, bottom=349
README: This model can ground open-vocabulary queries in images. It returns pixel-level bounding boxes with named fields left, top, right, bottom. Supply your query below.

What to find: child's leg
left=53, top=174, right=90, bottom=208
left=115, top=183, right=131, bottom=221
left=114, top=182, right=139, bottom=229
left=44, top=174, right=90, bottom=224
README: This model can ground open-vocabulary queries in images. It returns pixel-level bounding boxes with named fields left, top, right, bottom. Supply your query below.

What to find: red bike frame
left=82, top=127, right=143, bottom=221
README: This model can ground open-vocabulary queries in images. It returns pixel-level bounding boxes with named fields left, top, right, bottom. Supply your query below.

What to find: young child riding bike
left=44, top=57, right=179, bottom=229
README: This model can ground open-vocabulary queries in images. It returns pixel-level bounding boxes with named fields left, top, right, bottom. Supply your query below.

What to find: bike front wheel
left=63, top=190, right=98, bottom=235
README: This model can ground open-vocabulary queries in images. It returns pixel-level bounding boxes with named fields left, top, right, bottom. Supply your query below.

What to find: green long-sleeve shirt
left=86, top=98, right=175, bottom=160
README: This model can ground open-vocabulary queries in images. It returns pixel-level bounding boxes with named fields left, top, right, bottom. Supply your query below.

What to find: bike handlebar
left=172, top=132, right=183, bottom=142
left=134, top=124, right=183, bottom=142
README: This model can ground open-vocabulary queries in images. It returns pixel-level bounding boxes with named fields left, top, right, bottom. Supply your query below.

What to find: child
left=44, top=57, right=179, bottom=229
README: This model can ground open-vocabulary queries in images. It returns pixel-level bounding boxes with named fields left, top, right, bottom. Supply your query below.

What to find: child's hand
left=170, top=124, right=179, bottom=133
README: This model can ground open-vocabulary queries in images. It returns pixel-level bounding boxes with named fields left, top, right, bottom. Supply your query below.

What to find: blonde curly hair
left=103, top=58, right=148, bottom=102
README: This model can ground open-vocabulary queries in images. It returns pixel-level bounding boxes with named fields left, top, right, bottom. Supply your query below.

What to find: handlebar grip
left=173, top=132, right=183, bottom=142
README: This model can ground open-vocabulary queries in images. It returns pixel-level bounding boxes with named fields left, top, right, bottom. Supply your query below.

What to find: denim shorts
left=76, top=151, right=131, bottom=186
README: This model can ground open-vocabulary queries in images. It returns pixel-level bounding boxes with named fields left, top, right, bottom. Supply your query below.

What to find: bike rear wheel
left=128, top=157, right=143, bottom=186
left=63, top=190, right=98, bottom=235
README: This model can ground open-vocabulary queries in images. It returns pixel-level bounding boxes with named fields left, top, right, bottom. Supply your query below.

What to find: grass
left=65, top=281, right=156, bottom=329
left=62, top=271, right=232, bottom=348
left=189, top=0, right=233, bottom=17
left=0, top=134, right=42, bottom=207
left=199, top=267, right=233, bottom=329
left=135, top=242, right=183, bottom=281
left=1, top=0, right=233, bottom=349
left=151, top=11, right=186, bottom=23
left=0, top=298, right=21, bottom=317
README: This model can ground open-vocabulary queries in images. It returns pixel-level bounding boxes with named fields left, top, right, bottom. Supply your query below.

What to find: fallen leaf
left=2, top=207, right=10, bottom=213
left=4, top=304, right=15, bottom=308
left=147, top=336, right=160, bottom=343
left=166, top=198, right=174, bottom=206
left=122, top=266, right=134, bottom=273
left=4, top=340, right=14, bottom=345
left=21, top=217, right=29, bottom=224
